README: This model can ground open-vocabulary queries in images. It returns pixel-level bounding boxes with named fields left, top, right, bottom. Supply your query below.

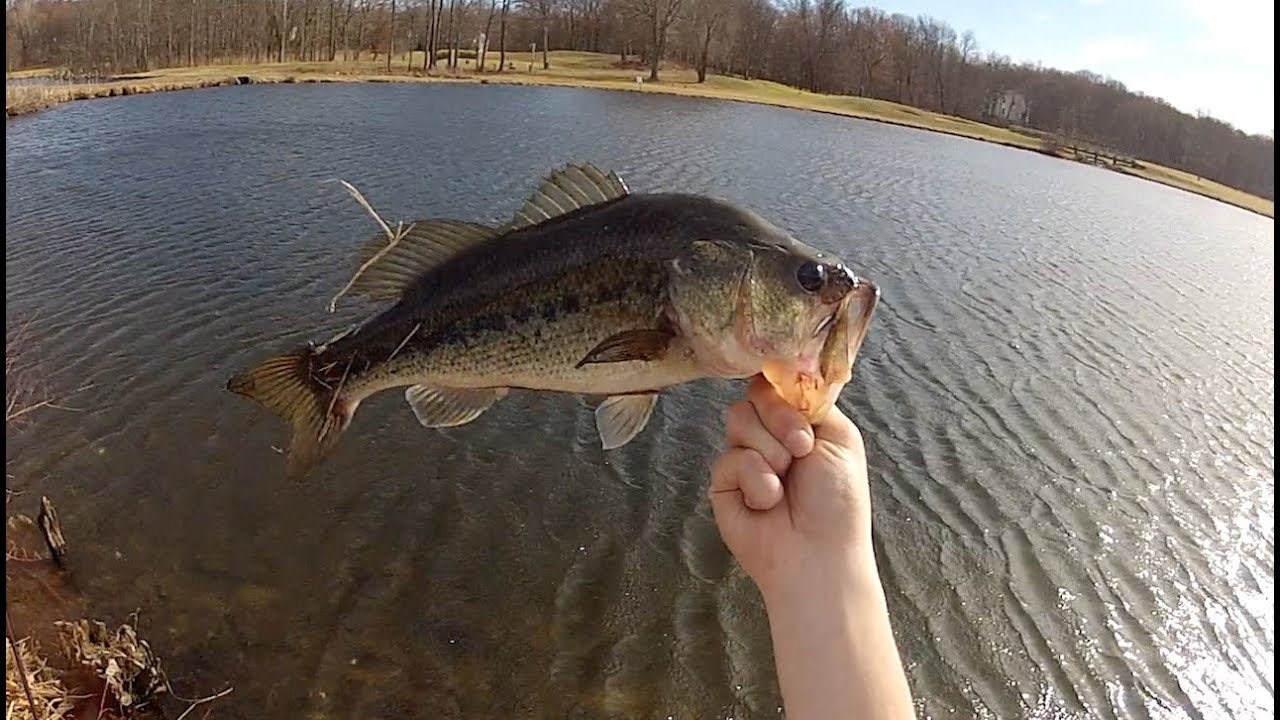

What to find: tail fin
left=226, top=349, right=354, bottom=479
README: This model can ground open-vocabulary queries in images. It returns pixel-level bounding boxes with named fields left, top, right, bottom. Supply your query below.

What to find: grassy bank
left=6, top=52, right=1273, bottom=218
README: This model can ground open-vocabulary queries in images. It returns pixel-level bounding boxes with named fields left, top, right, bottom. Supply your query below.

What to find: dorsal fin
left=345, top=219, right=498, bottom=301
left=509, top=163, right=630, bottom=230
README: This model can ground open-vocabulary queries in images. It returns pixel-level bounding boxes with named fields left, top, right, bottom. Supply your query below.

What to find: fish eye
left=796, top=262, right=826, bottom=293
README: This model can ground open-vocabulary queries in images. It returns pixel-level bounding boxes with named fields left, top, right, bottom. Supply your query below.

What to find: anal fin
left=405, top=385, right=509, bottom=428
left=595, top=393, right=659, bottom=450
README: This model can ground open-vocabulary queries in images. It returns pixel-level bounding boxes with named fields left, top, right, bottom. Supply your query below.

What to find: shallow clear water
left=5, top=84, right=1274, bottom=719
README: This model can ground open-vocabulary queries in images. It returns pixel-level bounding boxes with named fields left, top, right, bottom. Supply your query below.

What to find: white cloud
left=1032, top=12, right=1051, bottom=24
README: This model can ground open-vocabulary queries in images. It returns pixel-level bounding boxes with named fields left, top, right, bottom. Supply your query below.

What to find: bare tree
left=625, top=0, right=682, bottom=80
left=479, top=0, right=497, bottom=70
left=444, top=0, right=455, bottom=67
left=427, top=0, right=442, bottom=68
left=520, top=0, right=556, bottom=68
left=277, top=0, right=289, bottom=61
left=566, top=0, right=601, bottom=50
left=3, top=0, right=1273, bottom=201
left=497, top=0, right=510, bottom=70
left=385, top=0, right=395, bottom=71
left=688, top=0, right=727, bottom=82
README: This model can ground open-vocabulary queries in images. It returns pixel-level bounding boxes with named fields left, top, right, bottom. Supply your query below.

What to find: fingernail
left=786, top=429, right=814, bottom=457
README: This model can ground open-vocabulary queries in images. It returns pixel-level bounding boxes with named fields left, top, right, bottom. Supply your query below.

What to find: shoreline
left=6, top=56, right=1273, bottom=219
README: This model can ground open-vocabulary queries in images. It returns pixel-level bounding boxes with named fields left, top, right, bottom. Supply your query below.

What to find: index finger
left=746, top=375, right=815, bottom=457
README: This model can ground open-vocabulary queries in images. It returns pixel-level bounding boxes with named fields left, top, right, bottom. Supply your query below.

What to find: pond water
left=5, top=83, right=1274, bottom=719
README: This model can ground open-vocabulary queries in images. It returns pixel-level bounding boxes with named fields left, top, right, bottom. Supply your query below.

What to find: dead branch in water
left=170, top=686, right=233, bottom=720
left=38, top=496, right=67, bottom=567
left=6, top=318, right=47, bottom=426
left=325, top=179, right=415, bottom=313
left=6, top=319, right=92, bottom=427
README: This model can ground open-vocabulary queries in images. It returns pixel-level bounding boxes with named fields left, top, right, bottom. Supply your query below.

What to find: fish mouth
left=763, top=273, right=880, bottom=422
left=843, top=276, right=880, bottom=363
left=813, top=309, right=838, bottom=338
left=813, top=268, right=873, bottom=339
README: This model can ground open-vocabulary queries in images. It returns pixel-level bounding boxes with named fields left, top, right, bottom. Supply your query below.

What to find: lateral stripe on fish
left=227, top=162, right=878, bottom=478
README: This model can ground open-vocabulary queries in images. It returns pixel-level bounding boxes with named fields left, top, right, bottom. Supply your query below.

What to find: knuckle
left=833, top=412, right=864, bottom=451
left=847, top=421, right=864, bottom=447
left=709, top=452, right=731, bottom=479
left=764, top=446, right=792, bottom=475
left=710, top=448, right=744, bottom=486
left=747, top=377, right=779, bottom=405
left=761, top=401, right=803, bottom=433
left=725, top=401, right=756, bottom=430
left=745, top=447, right=773, bottom=474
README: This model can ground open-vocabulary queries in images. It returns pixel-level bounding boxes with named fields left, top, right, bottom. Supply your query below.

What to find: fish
left=227, top=162, right=880, bottom=478
left=764, top=279, right=876, bottom=425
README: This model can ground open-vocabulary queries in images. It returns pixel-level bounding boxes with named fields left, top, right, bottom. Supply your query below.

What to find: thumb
left=813, top=403, right=864, bottom=457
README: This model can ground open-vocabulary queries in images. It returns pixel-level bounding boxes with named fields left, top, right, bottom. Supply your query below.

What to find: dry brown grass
left=6, top=77, right=240, bottom=118
left=5, top=636, right=76, bottom=720
left=7, top=51, right=1272, bottom=218
left=6, top=321, right=73, bottom=720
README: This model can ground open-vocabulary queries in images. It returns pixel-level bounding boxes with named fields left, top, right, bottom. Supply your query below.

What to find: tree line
left=6, top=0, right=1273, bottom=200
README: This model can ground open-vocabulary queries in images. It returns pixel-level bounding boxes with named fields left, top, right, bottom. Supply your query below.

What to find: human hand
left=709, top=374, right=875, bottom=599
left=710, top=376, right=915, bottom=719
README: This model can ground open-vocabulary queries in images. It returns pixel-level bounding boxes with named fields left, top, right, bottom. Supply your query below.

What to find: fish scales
left=227, top=163, right=880, bottom=478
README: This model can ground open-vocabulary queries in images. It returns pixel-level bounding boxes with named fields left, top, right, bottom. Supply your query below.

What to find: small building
left=983, top=89, right=1031, bottom=126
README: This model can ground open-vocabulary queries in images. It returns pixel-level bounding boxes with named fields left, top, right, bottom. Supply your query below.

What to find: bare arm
left=762, top=534, right=914, bottom=718
left=710, top=376, right=915, bottom=719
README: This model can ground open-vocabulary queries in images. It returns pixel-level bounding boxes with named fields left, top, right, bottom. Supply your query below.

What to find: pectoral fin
left=405, top=384, right=509, bottom=427
left=575, top=329, right=673, bottom=368
left=595, top=393, right=659, bottom=450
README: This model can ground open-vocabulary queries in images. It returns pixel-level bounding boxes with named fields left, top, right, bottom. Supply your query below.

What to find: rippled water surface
left=6, top=84, right=1274, bottom=719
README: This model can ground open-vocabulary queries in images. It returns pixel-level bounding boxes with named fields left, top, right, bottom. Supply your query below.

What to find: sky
left=871, top=0, right=1274, bottom=136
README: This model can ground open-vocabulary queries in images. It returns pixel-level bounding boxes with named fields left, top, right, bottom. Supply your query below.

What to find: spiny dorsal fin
left=347, top=219, right=498, bottom=301
left=509, top=163, right=630, bottom=231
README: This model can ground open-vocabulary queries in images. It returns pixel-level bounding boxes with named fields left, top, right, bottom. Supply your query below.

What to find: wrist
left=759, top=542, right=885, bottom=613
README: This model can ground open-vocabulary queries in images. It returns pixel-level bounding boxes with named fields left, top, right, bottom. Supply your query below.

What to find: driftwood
left=37, top=496, right=66, bottom=567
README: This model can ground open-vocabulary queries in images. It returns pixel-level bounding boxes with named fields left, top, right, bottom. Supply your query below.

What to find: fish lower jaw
left=760, top=360, right=841, bottom=422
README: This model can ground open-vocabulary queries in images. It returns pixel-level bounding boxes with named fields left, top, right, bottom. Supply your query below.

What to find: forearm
left=763, top=550, right=916, bottom=720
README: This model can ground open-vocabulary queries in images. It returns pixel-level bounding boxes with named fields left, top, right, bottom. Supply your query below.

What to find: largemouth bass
left=228, top=163, right=879, bottom=478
